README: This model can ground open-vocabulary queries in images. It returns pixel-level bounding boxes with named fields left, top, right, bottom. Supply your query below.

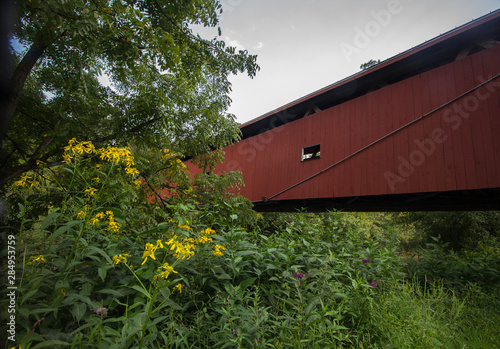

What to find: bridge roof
left=239, top=8, right=500, bottom=139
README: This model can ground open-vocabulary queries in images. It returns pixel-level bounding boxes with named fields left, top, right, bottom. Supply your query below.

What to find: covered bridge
left=187, top=10, right=500, bottom=212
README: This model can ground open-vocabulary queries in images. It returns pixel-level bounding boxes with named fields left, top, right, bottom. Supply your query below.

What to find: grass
left=344, top=280, right=499, bottom=349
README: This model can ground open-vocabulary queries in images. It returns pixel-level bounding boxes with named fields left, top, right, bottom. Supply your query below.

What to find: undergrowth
left=1, top=139, right=499, bottom=348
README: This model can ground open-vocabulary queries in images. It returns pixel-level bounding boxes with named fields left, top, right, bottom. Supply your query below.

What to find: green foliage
left=366, top=279, right=468, bottom=348
left=2, top=142, right=499, bottom=348
left=395, top=211, right=500, bottom=250
left=363, top=279, right=500, bottom=348
left=2, top=0, right=260, bottom=186
left=360, top=59, right=381, bottom=70
left=0, top=139, right=251, bottom=348
left=405, top=236, right=500, bottom=293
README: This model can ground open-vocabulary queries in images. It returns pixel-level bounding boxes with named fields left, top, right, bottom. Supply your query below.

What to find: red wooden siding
left=183, top=43, right=500, bottom=210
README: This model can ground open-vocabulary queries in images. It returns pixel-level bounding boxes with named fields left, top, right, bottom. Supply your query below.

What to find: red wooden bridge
left=188, top=10, right=500, bottom=212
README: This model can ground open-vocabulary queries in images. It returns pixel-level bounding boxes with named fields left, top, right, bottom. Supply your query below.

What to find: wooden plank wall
left=188, top=44, right=500, bottom=203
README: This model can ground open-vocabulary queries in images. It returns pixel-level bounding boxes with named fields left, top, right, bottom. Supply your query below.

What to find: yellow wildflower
left=28, top=255, right=46, bottom=265
left=77, top=211, right=86, bottom=219
left=178, top=223, right=192, bottom=231
left=125, top=167, right=139, bottom=177
left=166, top=235, right=195, bottom=260
left=196, top=235, right=213, bottom=244
left=30, top=180, right=40, bottom=188
left=112, top=254, right=130, bottom=265
left=98, top=146, right=135, bottom=167
left=107, top=220, right=120, bottom=233
left=141, top=243, right=157, bottom=265
left=174, top=283, right=183, bottom=293
left=84, top=187, right=98, bottom=196
left=154, top=262, right=178, bottom=280
left=212, top=244, right=226, bottom=257
left=134, top=179, right=142, bottom=189
left=62, top=153, right=73, bottom=164
left=201, top=228, right=216, bottom=235
left=63, top=139, right=96, bottom=163
left=12, top=175, right=31, bottom=188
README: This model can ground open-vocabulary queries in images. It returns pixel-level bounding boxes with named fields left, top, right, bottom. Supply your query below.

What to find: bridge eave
left=252, top=188, right=500, bottom=212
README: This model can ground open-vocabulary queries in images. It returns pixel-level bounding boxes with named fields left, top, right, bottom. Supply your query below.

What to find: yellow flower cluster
left=88, top=211, right=120, bottom=233
left=196, top=228, right=216, bottom=244
left=84, top=187, right=98, bottom=196
left=98, top=146, right=134, bottom=167
left=63, top=138, right=96, bottom=164
left=161, top=149, right=188, bottom=170
left=142, top=240, right=163, bottom=265
left=165, top=235, right=196, bottom=260
left=112, top=254, right=130, bottom=265
left=98, top=146, right=140, bottom=180
left=11, top=174, right=40, bottom=190
left=212, top=244, right=226, bottom=257
left=162, top=226, right=222, bottom=259
left=62, top=139, right=141, bottom=183
left=154, top=262, right=178, bottom=280
left=113, top=227, right=225, bottom=285
left=168, top=218, right=193, bottom=231
left=133, top=179, right=142, bottom=189
left=28, top=255, right=46, bottom=265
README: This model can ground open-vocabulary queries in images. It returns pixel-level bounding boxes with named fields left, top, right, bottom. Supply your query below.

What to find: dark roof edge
left=239, top=8, right=500, bottom=130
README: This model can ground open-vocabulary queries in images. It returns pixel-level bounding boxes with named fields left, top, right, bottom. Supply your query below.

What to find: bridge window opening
left=302, top=144, right=321, bottom=161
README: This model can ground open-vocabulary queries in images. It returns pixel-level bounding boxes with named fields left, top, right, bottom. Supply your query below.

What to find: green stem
left=138, top=284, right=160, bottom=349
left=48, top=220, right=87, bottom=304
left=45, top=160, right=78, bottom=254
left=125, top=263, right=151, bottom=298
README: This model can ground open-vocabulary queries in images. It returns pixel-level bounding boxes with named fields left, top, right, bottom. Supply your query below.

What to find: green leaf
left=236, top=250, right=261, bottom=257
left=17, top=203, right=25, bottom=218
left=86, top=245, right=112, bottom=264
left=305, top=297, right=321, bottom=316
left=71, top=302, right=87, bottom=322
left=98, top=267, right=107, bottom=281
left=130, top=284, right=151, bottom=299
left=21, top=289, right=40, bottom=304
left=29, top=307, right=59, bottom=314
left=52, top=220, right=82, bottom=240
left=238, top=277, right=257, bottom=290
left=80, top=283, right=92, bottom=297
left=31, top=340, right=71, bottom=348
left=42, top=211, right=61, bottom=230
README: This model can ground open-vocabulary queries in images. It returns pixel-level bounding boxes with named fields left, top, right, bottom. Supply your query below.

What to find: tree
left=1, top=0, right=259, bottom=187
left=360, top=59, right=380, bottom=70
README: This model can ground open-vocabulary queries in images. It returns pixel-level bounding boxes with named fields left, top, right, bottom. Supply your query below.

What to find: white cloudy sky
left=195, top=0, right=500, bottom=124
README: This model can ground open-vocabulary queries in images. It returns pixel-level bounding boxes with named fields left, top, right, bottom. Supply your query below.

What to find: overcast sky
left=195, top=0, right=500, bottom=124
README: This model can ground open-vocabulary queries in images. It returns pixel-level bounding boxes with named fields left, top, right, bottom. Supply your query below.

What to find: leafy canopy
left=1, top=0, right=259, bottom=186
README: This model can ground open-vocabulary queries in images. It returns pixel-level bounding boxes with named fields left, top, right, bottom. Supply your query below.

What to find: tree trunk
left=2, top=41, right=46, bottom=141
